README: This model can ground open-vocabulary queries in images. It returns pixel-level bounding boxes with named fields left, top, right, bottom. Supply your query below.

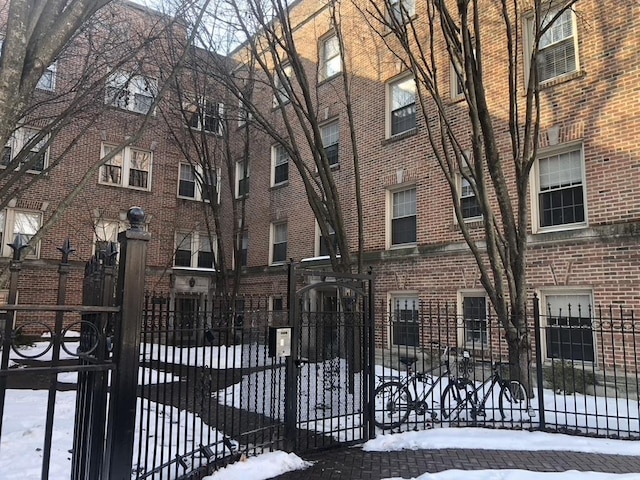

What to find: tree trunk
left=506, top=329, right=533, bottom=398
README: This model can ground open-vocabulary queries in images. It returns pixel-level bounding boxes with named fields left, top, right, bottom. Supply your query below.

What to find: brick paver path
left=272, top=448, right=640, bottom=479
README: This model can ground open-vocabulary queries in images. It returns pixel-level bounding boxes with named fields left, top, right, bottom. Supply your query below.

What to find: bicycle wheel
left=440, top=381, right=465, bottom=422
left=498, top=380, right=529, bottom=421
left=373, top=381, right=413, bottom=429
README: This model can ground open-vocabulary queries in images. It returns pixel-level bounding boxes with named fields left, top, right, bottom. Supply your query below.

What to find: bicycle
left=440, top=360, right=534, bottom=423
left=373, top=343, right=473, bottom=430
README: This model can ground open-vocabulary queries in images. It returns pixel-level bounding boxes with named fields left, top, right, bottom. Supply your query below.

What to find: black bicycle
left=373, top=343, right=472, bottom=429
left=440, top=360, right=533, bottom=422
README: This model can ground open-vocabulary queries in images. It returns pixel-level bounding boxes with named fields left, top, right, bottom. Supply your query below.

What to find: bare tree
left=195, top=0, right=366, bottom=274
left=354, top=0, right=582, bottom=390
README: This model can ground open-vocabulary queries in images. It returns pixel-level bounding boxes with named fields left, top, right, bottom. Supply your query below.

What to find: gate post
left=284, top=261, right=298, bottom=451
left=532, top=294, right=546, bottom=430
left=103, top=207, right=150, bottom=479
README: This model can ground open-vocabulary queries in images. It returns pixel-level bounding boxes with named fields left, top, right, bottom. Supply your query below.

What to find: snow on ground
left=203, top=451, right=312, bottom=480
left=56, top=366, right=181, bottom=384
left=141, top=342, right=271, bottom=369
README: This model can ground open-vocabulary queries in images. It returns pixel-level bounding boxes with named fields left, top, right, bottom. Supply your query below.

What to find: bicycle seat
left=399, top=356, right=417, bottom=367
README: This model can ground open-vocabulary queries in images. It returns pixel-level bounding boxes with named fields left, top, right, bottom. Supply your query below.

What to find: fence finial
left=57, top=238, right=75, bottom=264
left=8, top=234, right=29, bottom=261
left=127, top=206, right=145, bottom=231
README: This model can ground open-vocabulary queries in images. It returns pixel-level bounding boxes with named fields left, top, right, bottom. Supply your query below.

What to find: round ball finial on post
left=127, top=206, right=145, bottom=231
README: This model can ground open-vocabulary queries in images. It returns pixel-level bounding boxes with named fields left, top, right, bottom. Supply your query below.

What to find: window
left=390, top=187, right=416, bottom=246
left=2, top=127, right=49, bottom=172
left=271, top=222, right=287, bottom=264
left=237, top=97, right=251, bottom=127
left=533, top=8, right=578, bottom=82
left=542, top=291, right=594, bottom=362
left=271, top=145, right=289, bottom=186
left=459, top=175, right=482, bottom=221
left=0, top=209, right=42, bottom=258
left=178, top=163, right=220, bottom=203
left=390, top=295, right=419, bottom=347
left=534, top=146, right=585, bottom=231
left=320, top=34, right=341, bottom=81
left=105, top=71, right=157, bottom=114
left=388, top=75, right=417, bottom=137
left=460, top=293, right=488, bottom=347
left=321, top=121, right=339, bottom=167
left=174, top=231, right=216, bottom=269
left=184, top=97, right=224, bottom=135
left=37, top=62, right=57, bottom=91
left=273, top=63, right=293, bottom=106
left=240, top=231, right=248, bottom=267
left=388, top=0, right=415, bottom=23
left=100, top=144, right=152, bottom=191
left=317, top=223, right=337, bottom=257
left=235, top=161, right=249, bottom=198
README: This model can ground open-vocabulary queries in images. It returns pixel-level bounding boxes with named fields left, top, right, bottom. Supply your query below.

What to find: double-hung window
left=100, top=144, right=152, bottom=191
left=459, top=175, right=482, bottom=221
left=321, top=121, right=339, bottom=167
left=388, top=75, right=417, bottom=137
left=542, top=291, right=594, bottom=362
left=105, top=71, right=157, bottom=114
left=0, top=209, right=42, bottom=258
left=273, top=64, right=293, bottom=106
left=320, top=34, right=341, bottom=81
left=174, top=231, right=216, bottom=269
left=534, top=146, right=586, bottom=231
left=3, top=127, right=49, bottom=172
left=178, top=163, right=220, bottom=203
left=271, top=145, right=289, bottom=186
left=271, top=222, right=288, bottom=264
left=318, top=223, right=337, bottom=257
left=390, top=187, right=417, bottom=246
left=184, top=97, right=224, bottom=135
left=235, top=161, right=249, bottom=198
left=460, top=293, right=488, bottom=348
left=533, top=8, right=578, bottom=82
left=388, top=0, right=415, bottom=24
left=390, top=295, right=419, bottom=347
left=37, top=62, right=57, bottom=91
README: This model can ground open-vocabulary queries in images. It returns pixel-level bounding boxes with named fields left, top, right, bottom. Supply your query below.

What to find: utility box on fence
left=269, top=327, right=292, bottom=358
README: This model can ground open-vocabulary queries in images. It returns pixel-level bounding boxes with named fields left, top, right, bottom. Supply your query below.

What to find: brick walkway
left=272, top=447, right=640, bottom=479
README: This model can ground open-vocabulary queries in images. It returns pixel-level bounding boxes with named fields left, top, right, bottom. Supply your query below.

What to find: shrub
left=544, top=360, right=596, bottom=395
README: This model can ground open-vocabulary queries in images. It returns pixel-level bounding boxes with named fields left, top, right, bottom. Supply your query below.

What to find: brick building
left=224, top=0, right=640, bottom=368
left=5, top=0, right=640, bottom=369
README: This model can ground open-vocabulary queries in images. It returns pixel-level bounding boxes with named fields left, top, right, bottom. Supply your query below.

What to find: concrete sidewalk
left=272, top=447, right=640, bottom=479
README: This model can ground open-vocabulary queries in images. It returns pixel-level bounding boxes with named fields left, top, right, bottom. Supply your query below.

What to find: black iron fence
left=133, top=294, right=288, bottom=480
left=373, top=296, right=640, bottom=439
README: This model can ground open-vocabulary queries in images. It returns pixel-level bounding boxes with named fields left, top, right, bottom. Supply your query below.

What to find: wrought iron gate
left=285, top=264, right=375, bottom=452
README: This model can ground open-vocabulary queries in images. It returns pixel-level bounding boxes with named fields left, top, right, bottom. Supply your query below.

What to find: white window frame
left=0, top=208, right=42, bottom=259
left=319, top=34, right=341, bottom=81
left=2, top=127, right=50, bottom=173
left=270, top=221, right=288, bottom=265
left=273, top=63, right=293, bottom=106
left=387, top=185, right=417, bottom=249
left=388, top=292, right=420, bottom=348
left=457, top=173, right=482, bottom=222
left=183, top=97, right=224, bottom=135
left=174, top=231, right=217, bottom=270
left=538, top=288, right=595, bottom=363
left=177, top=163, right=221, bottom=203
left=526, top=6, right=579, bottom=84
left=271, top=144, right=289, bottom=186
left=387, top=0, right=416, bottom=24
left=105, top=70, right=157, bottom=114
left=321, top=121, right=340, bottom=167
left=99, top=144, right=153, bottom=191
left=386, top=73, right=417, bottom=138
left=457, top=291, right=489, bottom=349
left=531, top=143, right=587, bottom=233
left=315, top=221, right=338, bottom=258
left=36, top=61, right=57, bottom=91
left=235, top=161, right=249, bottom=198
